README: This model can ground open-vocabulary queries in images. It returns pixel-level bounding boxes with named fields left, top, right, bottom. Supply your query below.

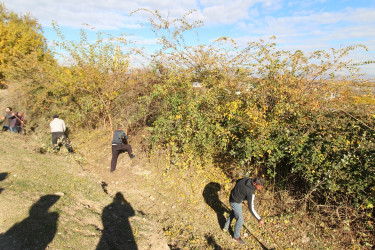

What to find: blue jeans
left=224, top=202, right=243, bottom=238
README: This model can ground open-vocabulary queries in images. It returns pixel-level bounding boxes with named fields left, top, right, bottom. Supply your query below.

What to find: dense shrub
left=132, top=10, right=375, bottom=216
left=2, top=6, right=374, bottom=236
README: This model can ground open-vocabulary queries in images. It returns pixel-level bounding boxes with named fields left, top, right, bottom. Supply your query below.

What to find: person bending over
left=223, top=177, right=265, bottom=244
left=50, top=114, right=74, bottom=153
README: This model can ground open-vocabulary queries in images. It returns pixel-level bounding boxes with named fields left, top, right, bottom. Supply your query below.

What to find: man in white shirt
left=50, top=114, right=74, bottom=153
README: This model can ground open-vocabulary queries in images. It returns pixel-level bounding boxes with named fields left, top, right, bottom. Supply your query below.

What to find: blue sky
left=2, top=0, right=375, bottom=75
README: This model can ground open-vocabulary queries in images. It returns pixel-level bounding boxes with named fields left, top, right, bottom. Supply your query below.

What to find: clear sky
left=2, top=0, right=375, bottom=76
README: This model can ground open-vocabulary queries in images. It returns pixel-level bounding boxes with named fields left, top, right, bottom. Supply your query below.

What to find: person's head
left=53, top=114, right=59, bottom=119
left=18, top=111, right=24, bottom=116
left=6, top=107, right=12, bottom=112
left=117, top=124, right=123, bottom=130
left=253, top=177, right=264, bottom=190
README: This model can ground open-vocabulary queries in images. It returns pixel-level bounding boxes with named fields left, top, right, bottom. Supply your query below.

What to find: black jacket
left=229, top=177, right=261, bottom=221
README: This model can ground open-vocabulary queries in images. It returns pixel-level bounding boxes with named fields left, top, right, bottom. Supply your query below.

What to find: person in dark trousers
left=223, top=177, right=265, bottom=244
left=49, top=114, right=74, bottom=153
left=10, top=111, right=24, bottom=134
left=0, top=107, right=14, bottom=131
left=111, top=125, right=134, bottom=172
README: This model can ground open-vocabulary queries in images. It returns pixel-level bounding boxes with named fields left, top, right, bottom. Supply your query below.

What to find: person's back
left=50, top=117, right=66, bottom=133
left=49, top=115, right=73, bottom=153
left=229, top=177, right=254, bottom=203
left=112, top=130, right=127, bottom=145
left=110, top=125, right=134, bottom=172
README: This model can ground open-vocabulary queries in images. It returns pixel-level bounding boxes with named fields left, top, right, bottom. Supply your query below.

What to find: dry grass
left=0, top=131, right=169, bottom=249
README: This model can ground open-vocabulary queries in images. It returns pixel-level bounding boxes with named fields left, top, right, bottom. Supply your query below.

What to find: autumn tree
left=0, top=3, right=53, bottom=87
left=49, top=24, right=131, bottom=128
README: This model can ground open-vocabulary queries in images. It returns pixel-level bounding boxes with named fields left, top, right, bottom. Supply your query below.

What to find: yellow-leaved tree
left=49, top=23, right=131, bottom=128
left=0, top=3, right=53, bottom=87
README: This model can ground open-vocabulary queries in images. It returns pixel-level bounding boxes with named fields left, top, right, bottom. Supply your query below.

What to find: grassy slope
left=73, top=128, right=365, bottom=249
left=0, top=127, right=367, bottom=249
left=0, top=132, right=169, bottom=249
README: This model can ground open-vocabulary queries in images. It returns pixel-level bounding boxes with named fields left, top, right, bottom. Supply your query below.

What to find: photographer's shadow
left=0, top=194, right=60, bottom=249
left=96, top=192, right=138, bottom=250
left=203, top=182, right=231, bottom=230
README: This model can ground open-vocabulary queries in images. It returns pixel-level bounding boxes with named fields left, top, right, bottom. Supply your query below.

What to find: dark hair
left=253, top=177, right=265, bottom=186
left=53, top=114, right=59, bottom=119
left=7, top=107, right=12, bottom=111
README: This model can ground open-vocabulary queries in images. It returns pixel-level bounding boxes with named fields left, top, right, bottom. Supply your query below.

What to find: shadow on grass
left=0, top=194, right=60, bottom=249
left=205, top=233, right=223, bottom=250
left=0, top=172, right=8, bottom=194
left=96, top=192, right=138, bottom=250
left=203, top=182, right=231, bottom=230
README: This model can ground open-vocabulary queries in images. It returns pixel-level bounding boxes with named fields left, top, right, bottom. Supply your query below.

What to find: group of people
left=3, top=107, right=264, bottom=245
left=0, top=108, right=73, bottom=153
left=0, top=107, right=24, bottom=134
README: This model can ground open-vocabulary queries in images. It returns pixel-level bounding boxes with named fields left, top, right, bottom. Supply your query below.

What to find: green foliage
left=2, top=6, right=373, bottom=240
left=133, top=10, right=375, bottom=215
left=41, top=23, right=132, bottom=128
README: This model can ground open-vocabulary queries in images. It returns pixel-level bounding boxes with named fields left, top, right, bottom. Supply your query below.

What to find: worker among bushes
left=110, top=124, right=135, bottom=172
left=0, top=107, right=14, bottom=131
left=10, top=111, right=24, bottom=134
left=223, top=177, right=265, bottom=244
left=50, top=114, right=74, bottom=153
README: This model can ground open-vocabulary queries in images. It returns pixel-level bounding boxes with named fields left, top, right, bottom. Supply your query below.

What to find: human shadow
left=0, top=194, right=60, bottom=249
left=205, top=233, right=223, bottom=250
left=0, top=172, right=8, bottom=194
left=202, top=182, right=231, bottom=229
left=96, top=192, right=138, bottom=250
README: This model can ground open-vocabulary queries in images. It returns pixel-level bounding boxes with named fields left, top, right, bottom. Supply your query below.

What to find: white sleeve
left=62, top=120, right=66, bottom=132
left=250, top=194, right=261, bottom=221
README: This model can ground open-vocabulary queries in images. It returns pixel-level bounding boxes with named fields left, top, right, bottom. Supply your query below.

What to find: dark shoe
left=233, top=237, right=245, bottom=244
left=130, top=154, right=135, bottom=159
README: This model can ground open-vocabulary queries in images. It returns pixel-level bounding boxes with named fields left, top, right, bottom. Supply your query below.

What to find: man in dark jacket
left=110, top=125, right=135, bottom=172
left=223, top=177, right=265, bottom=244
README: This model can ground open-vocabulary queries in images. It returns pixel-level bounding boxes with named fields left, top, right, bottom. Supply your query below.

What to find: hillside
left=0, top=127, right=371, bottom=249
left=0, top=5, right=374, bottom=249
left=0, top=131, right=169, bottom=249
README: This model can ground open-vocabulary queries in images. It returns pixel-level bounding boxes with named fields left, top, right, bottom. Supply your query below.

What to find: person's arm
left=247, top=194, right=264, bottom=225
left=121, top=130, right=128, bottom=140
left=62, top=120, right=66, bottom=132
